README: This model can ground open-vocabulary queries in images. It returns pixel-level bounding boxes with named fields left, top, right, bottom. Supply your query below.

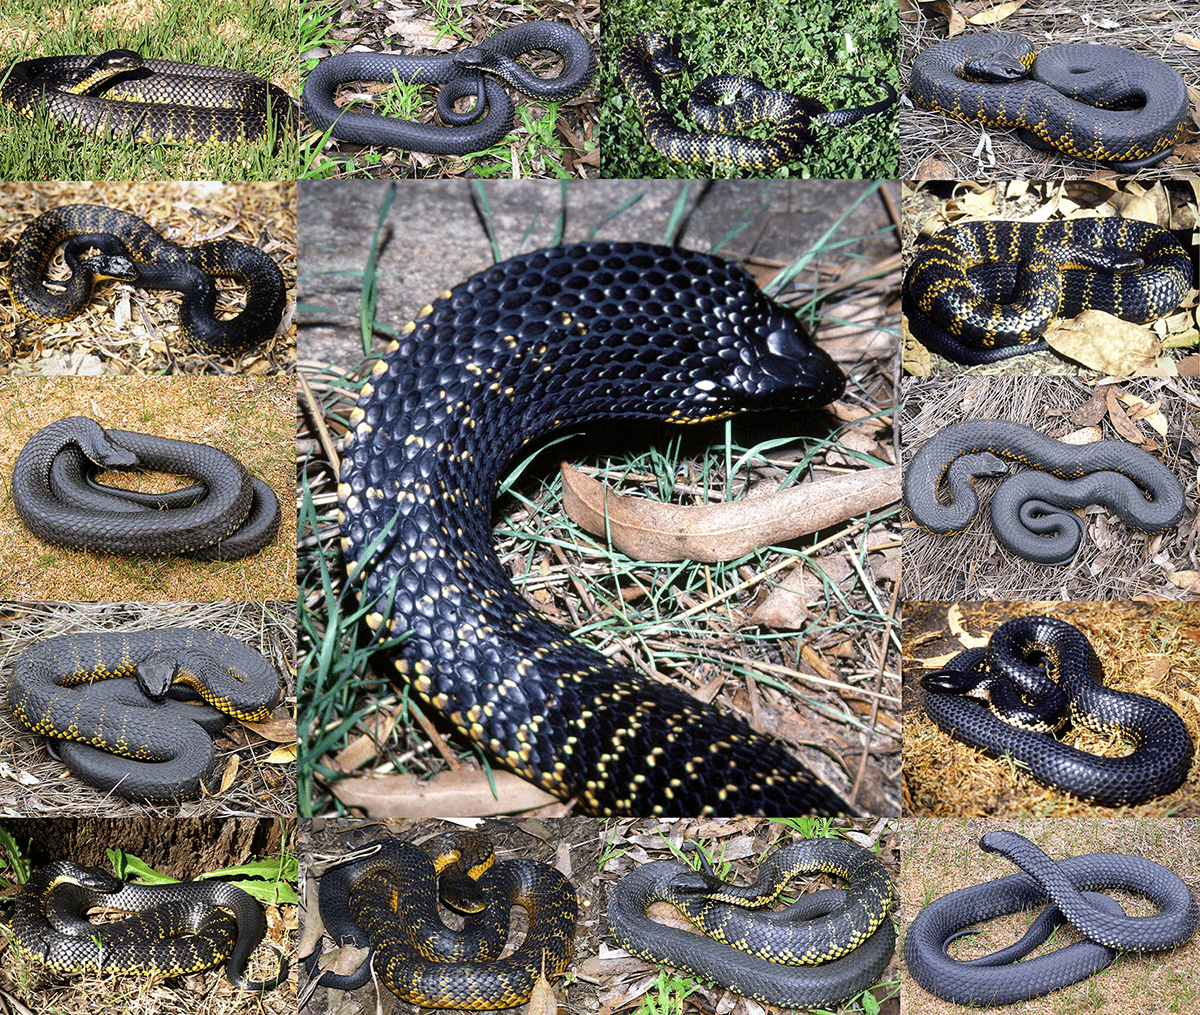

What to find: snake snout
left=752, top=322, right=844, bottom=404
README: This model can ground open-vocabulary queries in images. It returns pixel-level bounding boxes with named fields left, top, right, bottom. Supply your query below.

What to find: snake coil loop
left=618, top=31, right=896, bottom=168
left=903, top=218, right=1192, bottom=365
left=906, top=831, right=1199, bottom=1005
left=13, top=859, right=288, bottom=991
left=0, top=49, right=295, bottom=145
left=904, top=419, right=1186, bottom=565
left=12, top=416, right=281, bottom=560
left=919, top=615, right=1193, bottom=806
left=306, top=830, right=577, bottom=1008
left=908, top=32, right=1189, bottom=170
left=7, top=628, right=284, bottom=802
left=301, top=21, right=596, bottom=154
left=607, top=837, right=895, bottom=1009
left=6, top=204, right=287, bottom=356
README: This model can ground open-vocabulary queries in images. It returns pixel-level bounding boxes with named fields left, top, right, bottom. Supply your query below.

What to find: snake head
left=717, top=308, right=844, bottom=410
left=136, top=651, right=181, bottom=699
left=38, top=859, right=122, bottom=893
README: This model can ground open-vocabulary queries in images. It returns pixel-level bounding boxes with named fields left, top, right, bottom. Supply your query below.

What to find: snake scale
left=13, top=416, right=281, bottom=560
left=6, top=204, right=287, bottom=356
left=12, top=859, right=287, bottom=990
left=904, top=419, right=1186, bottom=565
left=306, top=830, right=577, bottom=1008
left=607, top=836, right=894, bottom=1008
left=7, top=627, right=283, bottom=802
left=919, top=616, right=1193, bottom=806
left=906, top=831, right=1199, bottom=1005
left=0, top=49, right=294, bottom=145
left=619, top=31, right=896, bottom=168
left=302, top=21, right=595, bottom=154
left=339, top=241, right=849, bottom=816
left=903, top=218, right=1192, bottom=364
left=909, top=32, right=1189, bottom=170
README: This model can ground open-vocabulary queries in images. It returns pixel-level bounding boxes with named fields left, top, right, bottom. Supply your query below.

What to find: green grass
left=600, top=0, right=897, bottom=179
left=0, top=0, right=297, bottom=181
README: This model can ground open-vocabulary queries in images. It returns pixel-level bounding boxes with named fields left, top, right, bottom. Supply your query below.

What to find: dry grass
left=900, top=376, right=1198, bottom=600
left=901, top=601, right=1200, bottom=817
left=900, top=817, right=1200, bottom=1014
left=0, top=599, right=295, bottom=817
left=0, top=374, right=296, bottom=602
left=899, top=1, right=1199, bottom=180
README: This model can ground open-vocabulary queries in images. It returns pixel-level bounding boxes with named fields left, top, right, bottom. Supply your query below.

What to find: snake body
left=909, top=32, right=1189, bottom=169
left=919, top=616, right=1193, bottom=806
left=13, top=416, right=281, bottom=560
left=904, top=419, right=1185, bottom=565
left=906, top=831, right=1199, bottom=1005
left=13, top=859, right=287, bottom=990
left=619, top=31, right=896, bottom=168
left=607, top=837, right=894, bottom=1008
left=338, top=241, right=847, bottom=816
left=306, top=830, right=577, bottom=1008
left=7, top=628, right=283, bottom=802
left=6, top=204, right=287, bottom=356
left=903, top=218, right=1192, bottom=364
left=0, top=50, right=294, bottom=145
left=302, top=21, right=595, bottom=154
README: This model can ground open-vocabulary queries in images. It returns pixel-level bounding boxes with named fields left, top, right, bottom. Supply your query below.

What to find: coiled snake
left=908, top=32, right=1189, bottom=170
left=903, top=218, right=1192, bottom=365
left=6, top=204, right=287, bottom=356
left=305, top=830, right=577, bottom=1008
left=13, top=416, right=281, bottom=560
left=904, top=419, right=1186, bottom=565
left=0, top=49, right=294, bottom=145
left=7, top=628, right=284, bottom=802
left=906, top=831, right=1199, bottom=1005
left=338, top=240, right=848, bottom=816
left=919, top=615, right=1193, bottom=806
left=619, top=32, right=896, bottom=168
left=12, top=859, right=288, bottom=990
left=302, top=21, right=595, bottom=154
left=607, top=836, right=894, bottom=1008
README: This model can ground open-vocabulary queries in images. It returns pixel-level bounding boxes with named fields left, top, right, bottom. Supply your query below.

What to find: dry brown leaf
left=750, top=565, right=816, bottom=629
left=560, top=465, right=901, bottom=563
left=1043, top=311, right=1163, bottom=374
left=968, top=0, right=1027, bottom=25
left=329, top=770, right=561, bottom=817
left=1104, top=385, right=1145, bottom=443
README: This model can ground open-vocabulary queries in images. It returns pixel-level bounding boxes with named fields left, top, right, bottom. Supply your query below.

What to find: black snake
left=904, top=419, right=1186, bottom=565
left=919, top=615, right=1193, bottom=806
left=607, top=836, right=894, bottom=1008
left=12, top=416, right=281, bottom=560
left=305, top=830, right=576, bottom=1007
left=338, top=240, right=849, bottom=816
left=906, top=830, right=1199, bottom=1005
left=619, top=31, right=896, bottom=168
left=903, top=218, right=1192, bottom=365
left=6, top=204, right=287, bottom=356
left=0, top=49, right=294, bottom=145
left=7, top=628, right=283, bottom=802
left=908, top=32, right=1189, bottom=170
left=12, top=859, right=287, bottom=990
left=302, top=21, right=595, bottom=154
